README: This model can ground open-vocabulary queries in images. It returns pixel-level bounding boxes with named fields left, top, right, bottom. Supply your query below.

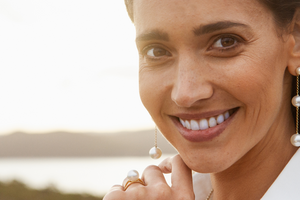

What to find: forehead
left=133, top=0, right=272, bottom=35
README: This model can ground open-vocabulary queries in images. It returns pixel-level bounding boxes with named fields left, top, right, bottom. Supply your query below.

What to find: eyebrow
left=136, top=29, right=169, bottom=43
left=135, top=21, right=249, bottom=43
left=193, top=21, right=249, bottom=35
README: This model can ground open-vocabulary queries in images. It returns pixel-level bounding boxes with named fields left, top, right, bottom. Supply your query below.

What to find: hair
left=258, top=0, right=300, bottom=30
left=124, top=0, right=134, bottom=23
left=124, top=0, right=300, bottom=120
left=124, top=0, right=300, bottom=25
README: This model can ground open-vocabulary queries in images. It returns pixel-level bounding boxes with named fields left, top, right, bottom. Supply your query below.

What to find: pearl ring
left=123, top=170, right=145, bottom=191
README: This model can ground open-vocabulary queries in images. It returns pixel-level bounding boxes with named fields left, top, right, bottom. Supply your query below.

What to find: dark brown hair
left=258, top=0, right=300, bottom=30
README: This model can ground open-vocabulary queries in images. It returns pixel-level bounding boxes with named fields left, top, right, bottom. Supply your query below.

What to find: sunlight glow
left=0, top=0, right=154, bottom=134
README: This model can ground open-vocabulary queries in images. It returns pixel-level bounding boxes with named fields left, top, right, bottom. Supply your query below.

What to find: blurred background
left=0, top=0, right=176, bottom=199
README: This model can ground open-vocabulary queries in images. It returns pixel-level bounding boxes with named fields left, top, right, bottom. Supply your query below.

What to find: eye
left=212, top=37, right=237, bottom=48
left=145, top=47, right=171, bottom=58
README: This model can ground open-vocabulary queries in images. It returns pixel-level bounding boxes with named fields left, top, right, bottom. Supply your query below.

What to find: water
left=0, top=156, right=173, bottom=197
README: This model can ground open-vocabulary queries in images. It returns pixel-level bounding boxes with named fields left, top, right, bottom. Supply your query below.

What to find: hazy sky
left=0, top=0, right=154, bottom=134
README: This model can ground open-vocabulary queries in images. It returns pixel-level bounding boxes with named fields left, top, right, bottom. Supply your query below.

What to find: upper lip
left=171, top=108, right=237, bottom=120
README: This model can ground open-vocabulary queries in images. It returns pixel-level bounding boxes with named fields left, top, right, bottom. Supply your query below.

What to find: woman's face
left=135, top=0, right=294, bottom=172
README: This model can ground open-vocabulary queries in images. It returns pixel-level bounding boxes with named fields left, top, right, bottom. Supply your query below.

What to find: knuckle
left=152, top=183, right=172, bottom=199
left=144, top=165, right=161, bottom=172
left=153, top=182, right=169, bottom=190
left=158, top=163, right=171, bottom=173
left=103, top=190, right=124, bottom=200
left=126, top=186, right=147, bottom=199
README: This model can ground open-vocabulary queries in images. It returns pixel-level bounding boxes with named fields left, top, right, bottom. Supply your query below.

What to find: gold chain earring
left=291, top=67, right=300, bottom=147
left=149, top=127, right=162, bottom=159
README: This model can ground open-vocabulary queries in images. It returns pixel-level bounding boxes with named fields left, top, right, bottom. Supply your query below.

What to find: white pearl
left=292, top=95, right=300, bottom=107
left=296, top=67, right=300, bottom=76
left=291, top=134, right=300, bottom=147
left=149, top=147, right=162, bottom=159
left=127, top=170, right=139, bottom=181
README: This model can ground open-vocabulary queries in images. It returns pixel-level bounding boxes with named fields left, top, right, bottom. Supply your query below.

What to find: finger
left=170, top=155, right=193, bottom=190
left=107, top=184, right=124, bottom=193
left=141, top=165, right=168, bottom=185
left=122, top=175, right=146, bottom=192
left=158, top=156, right=174, bottom=174
left=123, top=180, right=146, bottom=192
left=122, top=177, right=129, bottom=187
left=103, top=185, right=125, bottom=200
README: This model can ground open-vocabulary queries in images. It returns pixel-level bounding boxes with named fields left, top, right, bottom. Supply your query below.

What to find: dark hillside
left=0, top=130, right=177, bottom=157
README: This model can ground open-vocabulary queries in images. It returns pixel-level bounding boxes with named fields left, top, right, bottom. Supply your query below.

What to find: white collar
left=261, top=148, right=300, bottom=200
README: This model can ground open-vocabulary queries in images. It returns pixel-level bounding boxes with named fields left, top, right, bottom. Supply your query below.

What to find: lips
left=172, top=108, right=238, bottom=142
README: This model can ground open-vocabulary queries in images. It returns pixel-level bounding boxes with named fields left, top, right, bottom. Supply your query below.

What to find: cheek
left=139, top=62, right=177, bottom=116
left=222, top=45, right=286, bottom=109
left=139, top=69, right=166, bottom=119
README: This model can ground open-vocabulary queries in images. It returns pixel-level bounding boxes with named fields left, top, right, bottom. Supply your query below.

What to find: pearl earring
left=291, top=67, right=300, bottom=147
left=149, top=127, right=162, bottom=159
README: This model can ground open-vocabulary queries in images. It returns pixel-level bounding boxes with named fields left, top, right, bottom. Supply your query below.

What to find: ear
left=288, top=8, right=300, bottom=76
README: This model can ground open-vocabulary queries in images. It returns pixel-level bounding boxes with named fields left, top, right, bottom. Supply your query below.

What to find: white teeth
left=217, top=114, right=224, bottom=124
left=191, top=120, right=199, bottom=130
left=199, top=119, right=209, bottom=130
left=224, top=111, right=230, bottom=119
left=179, top=110, right=232, bottom=130
left=180, top=118, right=186, bottom=127
left=208, top=117, right=217, bottom=128
left=185, top=120, right=191, bottom=129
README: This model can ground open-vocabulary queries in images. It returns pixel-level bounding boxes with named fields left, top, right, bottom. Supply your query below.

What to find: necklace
left=206, top=189, right=214, bottom=200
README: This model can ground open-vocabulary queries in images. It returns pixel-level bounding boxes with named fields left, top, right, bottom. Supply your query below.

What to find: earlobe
left=288, top=9, right=300, bottom=76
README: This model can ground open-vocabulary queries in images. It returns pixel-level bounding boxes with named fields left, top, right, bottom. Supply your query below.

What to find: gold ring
left=122, top=170, right=146, bottom=191
left=124, top=178, right=145, bottom=191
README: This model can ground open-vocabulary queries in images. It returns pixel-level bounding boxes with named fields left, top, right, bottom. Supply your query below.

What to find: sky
left=0, top=0, right=155, bottom=134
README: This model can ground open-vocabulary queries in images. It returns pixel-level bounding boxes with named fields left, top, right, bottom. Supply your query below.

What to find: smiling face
left=135, top=0, right=295, bottom=173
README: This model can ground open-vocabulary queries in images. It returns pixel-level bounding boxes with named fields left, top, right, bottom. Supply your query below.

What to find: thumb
left=170, top=155, right=193, bottom=190
left=158, top=155, right=193, bottom=190
left=158, top=156, right=174, bottom=174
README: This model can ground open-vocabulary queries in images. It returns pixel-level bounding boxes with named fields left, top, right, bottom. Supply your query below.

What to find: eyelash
left=140, top=34, right=244, bottom=61
left=140, top=45, right=171, bottom=61
left=209, top=34, right=244, bottom=52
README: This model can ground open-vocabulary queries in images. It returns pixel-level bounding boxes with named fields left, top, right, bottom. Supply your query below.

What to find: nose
left=171, top=57, right=213, bottom=108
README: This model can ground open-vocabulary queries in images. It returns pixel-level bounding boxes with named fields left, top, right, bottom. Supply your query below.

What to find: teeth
left=180, top=118, right=186, bottom=127
left=191, top=120, right=199, bottom=130
left=179, top=110, right=232, bottom=130
left=224, top=111, right=230, bottom=119
left=208, top=117, right=217, bottom=128
left=217, top=114, right=224, bottom=124
left=199, top=119, right=209, bottom=130
left=185, top=120, right=191, bottom=129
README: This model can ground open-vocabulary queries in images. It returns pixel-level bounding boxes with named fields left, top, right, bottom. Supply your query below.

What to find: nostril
left=171, top=82, right=214, bottom=108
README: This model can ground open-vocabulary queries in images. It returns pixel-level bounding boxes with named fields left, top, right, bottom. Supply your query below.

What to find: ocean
left=0, top=156, right=173, bottom=197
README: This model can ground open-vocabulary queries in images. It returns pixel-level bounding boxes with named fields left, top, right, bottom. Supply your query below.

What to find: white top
left=193, top=148, right=300, bottom=200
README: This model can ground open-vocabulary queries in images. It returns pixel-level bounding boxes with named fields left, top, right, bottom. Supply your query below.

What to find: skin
left=104, top=0, right=300, bottom=199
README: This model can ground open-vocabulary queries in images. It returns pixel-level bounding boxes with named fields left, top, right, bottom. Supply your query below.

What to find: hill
left=0, top=130, right=177, bottom=157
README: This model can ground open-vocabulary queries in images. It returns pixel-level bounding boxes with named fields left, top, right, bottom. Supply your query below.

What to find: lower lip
left=172, top=110, right=238, bottom=142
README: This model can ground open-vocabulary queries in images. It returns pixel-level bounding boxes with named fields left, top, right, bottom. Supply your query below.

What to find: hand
left=103, top=154, right=195, bottom=200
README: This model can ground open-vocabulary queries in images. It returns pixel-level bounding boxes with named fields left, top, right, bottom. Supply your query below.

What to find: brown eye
left=212, top=37, right=237, bottom=48
left=221, top=37, right=235, bottom=47
left=147, top=47, right=170, bottom=57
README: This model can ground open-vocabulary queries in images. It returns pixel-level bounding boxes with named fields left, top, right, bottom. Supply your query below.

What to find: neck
left=210, top=112, right=298, bottom=200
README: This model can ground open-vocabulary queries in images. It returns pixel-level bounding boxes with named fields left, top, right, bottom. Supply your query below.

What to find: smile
left=179, top=109, right=234, bottom=131
left=172, top=108, right=238, bottom=142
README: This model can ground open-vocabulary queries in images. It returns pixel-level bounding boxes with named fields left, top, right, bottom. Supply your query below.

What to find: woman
left=104, top=0, right=300, bottom=199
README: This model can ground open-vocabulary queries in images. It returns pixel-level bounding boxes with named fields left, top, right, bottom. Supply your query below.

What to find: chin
left=180, top=152, right=235, bottom=174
